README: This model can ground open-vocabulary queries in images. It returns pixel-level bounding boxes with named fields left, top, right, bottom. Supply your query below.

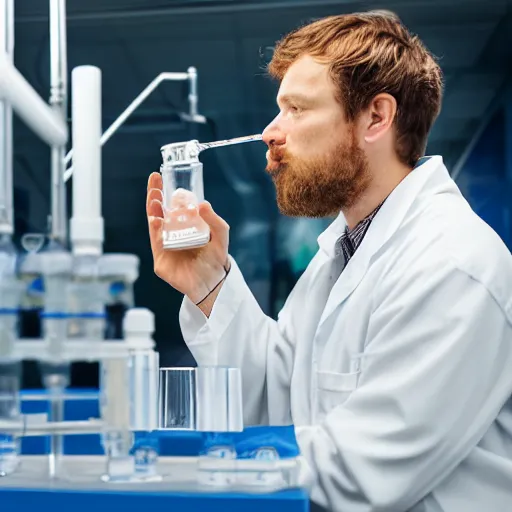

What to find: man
left=147, top=11, right=512, bottom=511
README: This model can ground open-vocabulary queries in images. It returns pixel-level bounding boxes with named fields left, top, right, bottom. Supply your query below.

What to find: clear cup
left=195, top=366, right=243, bottom=433
left=160, top=141, right=210, bottom=251
left=195, top=366, right=243, bottom=483
left=158, top=367, right=196, bottom=430
left=157, top=366, right=244, bottom=432
left=157, top=366, right=245, bottom=487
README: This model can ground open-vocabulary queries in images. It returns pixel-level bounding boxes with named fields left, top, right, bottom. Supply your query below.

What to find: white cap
left=99, top=253, right=139, bottom=282
left=40, top=251, right=73, bottom=275
left=123, top=307, right=155, bottom=337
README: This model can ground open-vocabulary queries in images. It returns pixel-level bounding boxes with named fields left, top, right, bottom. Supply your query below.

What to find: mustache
left=268, top=147, right=287, bottom=162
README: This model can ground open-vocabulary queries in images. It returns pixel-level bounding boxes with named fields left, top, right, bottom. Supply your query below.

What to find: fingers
left=146, top=171, right=164, bottom=218
left=147, top=187, right=163, bottom=204
left=147, top=172, right=162, bottom=191
left=146, top=183, right=164, bottom=215
left=147, top=198, right=164, bottom=218
left=147, top=174, right=164, bottom=256
left=147, top=215, right=164, bottom=258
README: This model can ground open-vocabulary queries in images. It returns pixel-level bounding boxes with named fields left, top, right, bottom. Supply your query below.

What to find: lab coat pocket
left=316, top=370, right=360, bottom=416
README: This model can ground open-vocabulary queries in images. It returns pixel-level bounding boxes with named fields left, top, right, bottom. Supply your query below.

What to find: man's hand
left=146, top=172, right=230, bottom=308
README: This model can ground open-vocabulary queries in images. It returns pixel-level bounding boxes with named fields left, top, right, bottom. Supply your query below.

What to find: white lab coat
left=179, top=156, right=512, bottom=511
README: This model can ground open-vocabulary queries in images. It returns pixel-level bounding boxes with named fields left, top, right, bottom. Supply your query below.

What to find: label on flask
left=164, top=227, right=199, bottom=242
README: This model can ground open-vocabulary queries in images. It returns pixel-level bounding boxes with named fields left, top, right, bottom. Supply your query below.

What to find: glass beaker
left=160, top=141, right=210, bottom=251
left=195, top=366, right=243, bottom=434
left=195, top=367, right=243, bottom=487
left=158, top=367, right=196, bottom=430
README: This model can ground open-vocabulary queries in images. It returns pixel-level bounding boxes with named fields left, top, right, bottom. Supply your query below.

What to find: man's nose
left=262, top=115, right=286, bottom=147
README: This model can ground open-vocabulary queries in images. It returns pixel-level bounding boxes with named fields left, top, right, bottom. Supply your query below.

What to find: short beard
left=268, top=135, right=370, bottom=218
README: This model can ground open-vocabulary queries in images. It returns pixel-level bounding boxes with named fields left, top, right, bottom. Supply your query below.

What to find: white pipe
left=187, top=66, right=198, bottom=117
left=0, top=0, right=14, bottom=235
left=70, top=66, right=103, bottom=256
left=49, top=0, right=68, bottom=246
left=50, top=0, right=67, bottom=113
left=0, top=53, right=68, bottom=147
left=63, top=72, right=193, bottom=182
left=0, top=103, right=13, bottom=235
left=97, top=72, right=188, bottom=152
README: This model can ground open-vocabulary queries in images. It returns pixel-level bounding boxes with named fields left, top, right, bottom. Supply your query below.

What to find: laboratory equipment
left=158, top=368, right=196, bottom=430
left=67, top=254, right=106, bottom=341
left=0, top=0, right=302, bottom=495
left=0, top=247, right=22, bottom=476
left=160, top=151, right=209, bottom=250
left=159, top=134, right=263, bottom=251
left=125, top=308, right=160, bottom=480
left=99, top=351, right=135, bottom=482
left=195, top=367, right=243, bottom=486
left=39, top=250, right=73, bottom=477
left=157, top=366, right=243, bottom=434
left=99, top=308, right=160, bottom=482
left=0, top=0, right=14, bottom=237
left=70, top=65, right=103, bottom=257
left=99, top=253, right=140, bottom=339
left=63, top=67, right=205, bottom=183
left=0, top=361, right=20, bottom=476
left=17, top=251, right=44, bottom=340
left=49, top=0, right=68, bottom=247
left=194, top=133, right=263, bottom=152
left=66, top=64, right=105, bottom=341
left=0, top=53, right=67, bottom=146
left=158, top=366, right=244, bottom=486
left=40, top=251, right=73, bottom=352
left=0, top=2, right=22, bottom=475
left=195, top=366, right=243, bottom=434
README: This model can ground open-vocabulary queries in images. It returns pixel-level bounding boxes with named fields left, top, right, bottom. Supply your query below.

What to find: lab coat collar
left=316, top=155, right=450, bottom=328
left=316, top=156, right=446, bottom=259
left=317, top=213, right=347, bottom=259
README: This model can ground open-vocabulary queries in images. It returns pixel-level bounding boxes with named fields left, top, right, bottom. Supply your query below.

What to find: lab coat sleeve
left=295, top=256, right=512, bottom=511
left=179, top=256, right=295, bottom=426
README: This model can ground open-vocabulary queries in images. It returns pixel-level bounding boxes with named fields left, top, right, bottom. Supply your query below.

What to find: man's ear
left=362, top=93, right=397, bottom=144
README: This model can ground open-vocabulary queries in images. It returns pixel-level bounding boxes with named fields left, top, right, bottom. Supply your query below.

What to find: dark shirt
left=338, top=203, right=384, bottom=265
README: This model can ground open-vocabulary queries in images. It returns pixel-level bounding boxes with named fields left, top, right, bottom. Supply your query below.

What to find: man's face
left=262, top=55, right=370, bottom=218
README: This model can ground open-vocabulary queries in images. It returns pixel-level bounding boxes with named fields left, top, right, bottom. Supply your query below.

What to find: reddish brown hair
left=268, top=10, right=443, bottom=167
